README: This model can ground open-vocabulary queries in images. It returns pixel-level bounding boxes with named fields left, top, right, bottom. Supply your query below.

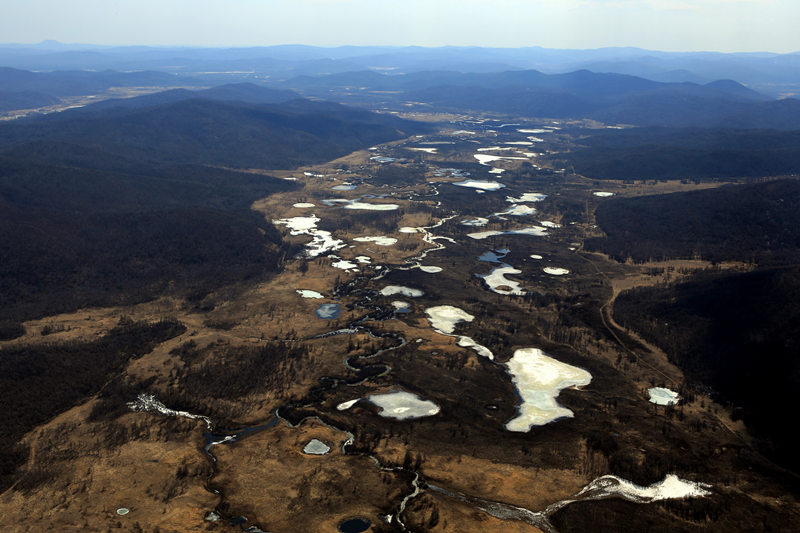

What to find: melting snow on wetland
left=425, top=305, right=494, bottom=360
left=273, top=214, right=345, bottom=257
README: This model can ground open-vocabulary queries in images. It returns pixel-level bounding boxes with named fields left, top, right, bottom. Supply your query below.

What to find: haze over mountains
left=2, top=42, right=800, bottom=96
left=2, top=39, right=800, bottom=532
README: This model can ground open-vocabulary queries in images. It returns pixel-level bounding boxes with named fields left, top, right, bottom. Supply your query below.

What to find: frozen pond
left=336, top=399, right=359, bottom=411
left=368, top=391, right=440, bottom=420
left=505, top=348, right=592, bottom=431
left=425, top=305, right=494, bottom=360
left=419, top=266, right=442, bottom=273
left=474, top=153, right=528, bottom=165
left=323, top=198, right=399, bottom=211
left=426, top=305, right=474, bottom=334
left=392, top=301, right=411, bottom=313
left=302, top=439, right=331, bottom=455
left=594, top=191, right=614, bottom=197
left=345, top=201, right=399, bottom=211
left=315, top=303, right=342, bottom=319
left=453, top=180, right=505, bottom=191
left=293, top=202, right=315, bottom=208
left=353, top=236, right=397, bottom=246
left=517, top=128, right=550, bottom=134
left=332, top=258, right=358, bottom=270
left=543, top=267, right=569, bottom=275
left=506, top=193, right=547, bottom=203
left=467, top=226, right=549, bottom=240
left=479, top=248, right=509, bottom=263
left=332, top=184, right=357, bottom=191
left=296, top=289, right=324, bottom=299
left=406, top=147, right=438, bottom=154
left=494, top=204, right=537, bottom=217
left=380, top=285, right=423, bottom=297
left=530, top=254, right=543, bottom=260
left=273, top=214, right=345, bottom=257
left=479, top=265, right=526, bottom=296
left=461, top=217, right=489, bottom=226
left=648, top=387, right=680, bottom=406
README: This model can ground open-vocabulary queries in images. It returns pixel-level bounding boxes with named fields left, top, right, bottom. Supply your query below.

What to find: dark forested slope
left=586, top=179, right=800, bottom=263
left=0, top=91, right=425, bottom=325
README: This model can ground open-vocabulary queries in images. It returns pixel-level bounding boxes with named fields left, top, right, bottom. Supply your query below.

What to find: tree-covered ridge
left=586, top=179, right=800, bottom=263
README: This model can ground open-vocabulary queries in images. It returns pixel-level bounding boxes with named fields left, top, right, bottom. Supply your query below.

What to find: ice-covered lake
left=381, top=285, right=423, bottom=298
left=648, top=387, right=680, bottom=406
left=367, top=391, right=440, bottom=420
left=505, top=348, right=592, bottom=431
left=453, top=180, right=505, bottom=191
left=467, top=227, right=549, bottom=240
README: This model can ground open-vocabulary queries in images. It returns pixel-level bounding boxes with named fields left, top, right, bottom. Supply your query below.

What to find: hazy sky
left=2, top=0, right=799, bottom=53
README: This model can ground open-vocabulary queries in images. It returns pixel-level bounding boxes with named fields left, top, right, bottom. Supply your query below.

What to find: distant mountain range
left=3, top=64, right=799, bottom=129
left=2, top=43, right=799, bottom=96
left=272, top=68, right=800, bottom=129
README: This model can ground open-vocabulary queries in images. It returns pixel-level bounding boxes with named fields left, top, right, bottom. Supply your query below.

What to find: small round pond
left=315, top=303, right=342, bottom=319
left=338, top=517, right=371, bottom=533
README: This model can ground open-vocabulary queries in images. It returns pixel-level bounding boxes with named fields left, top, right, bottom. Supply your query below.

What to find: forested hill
left=0, top=89, right=428, bottom=169
left=0, top=90, right=427, bottom=329
left=586, top=179, right=800, bottom=264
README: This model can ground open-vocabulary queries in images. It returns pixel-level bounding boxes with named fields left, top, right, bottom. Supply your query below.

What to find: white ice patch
left=128, top=393, right=212, bottom=429
left=302, top=439, right=331, bottom=455
left=594, top=192, right=614, bottom=197
left=543, top=267, right=569, bottom=275
left=425, top=306, right=494, bottom=360
left=480, top=265, right=526, bottom=296
left=457, top=336, right=494, bottom=359
left=344, top=201, right=399, bottom=211
left=452, top=130, right=476, bottom=135
left=407, top=147, right=438, bottom=154
left=354, top=236, right=398, bottom=246
left=488, top=168, right=505, bottom=174
left=426, top=305, right=474, bottom=334
left=356, top=256, right=372, bottom=264
left=461, top=217, right=489, bottom=227
left=504, top=348, right=591, bottom=431
left=506, top=193, right=547, bottom=203
left=540, top=221, right=561, bottom=228
left=332, top=258, right=358, bottom=270
left=419, top=266, right=442, bottom=273
left=530, top=254, right=543, bottom=260
left=337, top=399, right=359, bottom=411
left=368, top=391, right=440, bottom=420
left=399, top=226, right=424, bottom=234
left=467, top=227, right=549, bottom=240
left=495, top=204, right=537, bottom=217
left=474, top=154, right=527, bottom=165
left=453, top=180, right=505, bottom=191
left=273, top=214, right=346, bottom=257
left=381, top=286, right=423, bottom=298
left=505, top=141, right=535, bottom=145
left=293, top=202, right=316, bottom=208
left=648, top=387, right=680, bottom=406
left=575, top=474, right=711, bottom=503
left=517, top=129, right=550, bottom=134
left=392, top=301, right=411, bottom=312
left=296, top=289, right=324, bottom=299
